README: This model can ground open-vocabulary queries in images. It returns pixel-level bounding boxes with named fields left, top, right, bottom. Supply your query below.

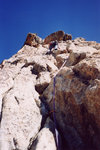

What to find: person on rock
left=49, top=40, right=58, bottom=52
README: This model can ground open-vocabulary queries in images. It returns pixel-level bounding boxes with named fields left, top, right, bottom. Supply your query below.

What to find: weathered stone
left=35, top=72, right=51, bottom=94
left=44, top=31, right=65, bottom=44
left=0, top=73, right=42, bottom=150
left=67, top=45, right=97, bottom=65
left=88, top=41, right=100, bottom=50
left=44, top=31, right=72, bottom=44
left=30, top=118, right=56, bottom=150
left=0, top=32, right=100, bottom=150
left=66, top=42, right=77, bottom=53
left=63, top=33, right=72, bottom=41
left=43, top=67, right=86, bottom=149
left=56, top=53, right=69, bottom=68
left=24, top=33, right=42, bottom=47
left=0, top=36, right=59, bottom=150
left=0, top=70, right=14, bottom=96
left=43, top=51, right=100, bottom=149
left=73, top=57, right=100, bottom=80
left=73, top=38, right=89, bottom=47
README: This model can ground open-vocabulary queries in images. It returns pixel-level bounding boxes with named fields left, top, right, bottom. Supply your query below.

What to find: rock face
left=43, top=38, right=100, bottom=150
left=0, top=44, right=58, bottom=150
left=0, top=32, right=100, bottom=150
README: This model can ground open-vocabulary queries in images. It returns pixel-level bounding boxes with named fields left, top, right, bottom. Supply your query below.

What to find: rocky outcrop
left=24, top=33, right=42, bottom=47
left=44, top=31, right=65, bottom=44
left=63, top=34, right=72, bottom=41
left=43, top=30, right=72, bottom=44
left=0, top=32, right=100, bottom=150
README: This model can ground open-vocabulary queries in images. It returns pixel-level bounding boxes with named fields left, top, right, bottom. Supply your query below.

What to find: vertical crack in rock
left=0, top=87, right=13, bottom=123
left=13, top=138, right=18, bottom=150
left=14, top=96, right=20, bottom=105
left=0, top=98, right=3, bottom=123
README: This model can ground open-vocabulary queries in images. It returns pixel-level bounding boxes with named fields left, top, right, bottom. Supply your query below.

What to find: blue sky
left=0, top=0, right=100, bottom=63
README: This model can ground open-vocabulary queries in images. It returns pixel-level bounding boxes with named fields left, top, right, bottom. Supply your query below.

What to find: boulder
left=67, top=44, right=97, bottom=66
left=63, top=34, right=72, bottom=41
left=56, top=53, right=69, bottom=68
left=30, top=118, right=56, bottom=150
left=88, top=41, right=100, bottom=50
left=24, top=33, right=42, bottom=47
left=35, top=72, right=51, bottom=94
left=43, top=31, right=65, bottom=44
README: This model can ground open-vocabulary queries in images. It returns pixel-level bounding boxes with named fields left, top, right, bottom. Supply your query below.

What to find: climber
left=49, top=40, right=58, bottom=52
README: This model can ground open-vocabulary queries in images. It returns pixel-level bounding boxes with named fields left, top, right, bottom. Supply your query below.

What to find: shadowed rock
left=63, top=34, right=72, bottom=41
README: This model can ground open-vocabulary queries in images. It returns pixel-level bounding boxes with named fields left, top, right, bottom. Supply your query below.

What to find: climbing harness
left=52, top=59, right=68, bottom=150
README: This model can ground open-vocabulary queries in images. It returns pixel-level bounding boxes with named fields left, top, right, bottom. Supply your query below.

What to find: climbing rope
left=52, top=59, right=67, bottom=150
left=53, top=77, right=58, bottom=147
left=54, top=58, right=68, bottom=77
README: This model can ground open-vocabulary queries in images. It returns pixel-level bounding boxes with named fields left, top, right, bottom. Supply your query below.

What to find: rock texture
left=30, top=118, right=56, bottom=150
left=43, top=38, right=100, bottom=150
left=63, top=34, right=72, bottom=41
left=24, top=33, right=42, bottom=47
left=0, top=32, right=100, bottom=150
left=43, top=30, right=72, bottom=44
